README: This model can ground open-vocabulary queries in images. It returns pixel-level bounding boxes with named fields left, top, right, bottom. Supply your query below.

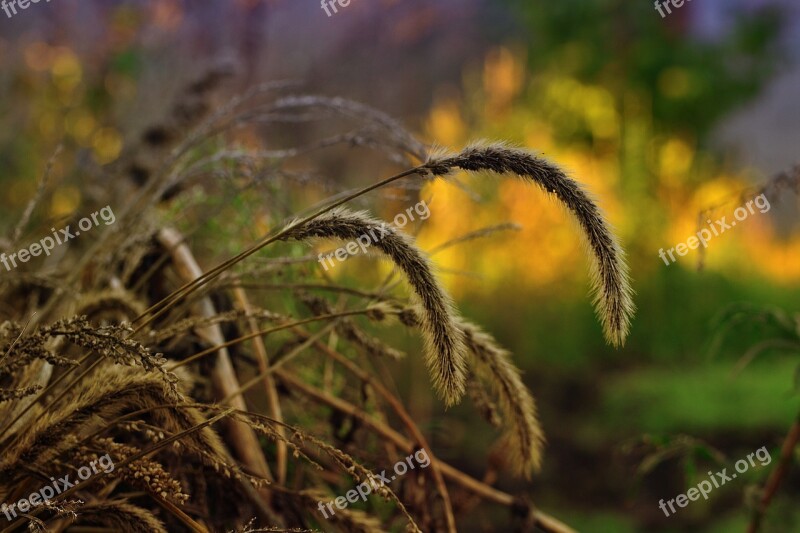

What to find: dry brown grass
left=0, top=66, right=632, bottom=533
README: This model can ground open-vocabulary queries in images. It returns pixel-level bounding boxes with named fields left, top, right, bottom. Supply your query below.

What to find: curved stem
left=291, top=324, right=458, bottom=533
left=132, top=167, right=423, bottom=333
left=167, top=309, right=386, bottom=370
left=747, top=412, right=800, bottom=533
left=275, top=369, right=575, bottom=533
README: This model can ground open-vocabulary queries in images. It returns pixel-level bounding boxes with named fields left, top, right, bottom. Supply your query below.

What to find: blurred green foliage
left=421, top=1, right=800, bottom=530
left=509, top=0, right=784, bottom=138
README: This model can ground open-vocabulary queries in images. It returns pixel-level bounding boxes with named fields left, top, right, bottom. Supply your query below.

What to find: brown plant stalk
left=747, top=413, right=800, bottom=533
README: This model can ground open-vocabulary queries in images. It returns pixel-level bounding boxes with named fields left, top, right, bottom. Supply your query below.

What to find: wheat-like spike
left=0, top=320, right=79, bottom=377
left=120, top=418, right=260, bottom=487
left=280, top=208, right=467, bottom=406
left=459, top=319, right=544, bottom=477
left=465, top=373, right=502, bottom=428
left=46, top=316, right=180, bottom=397
left=76, top=501, right=169, bottom=533
left=395, top=308, right=543, bottom=477
left=1, top=366, right=226, bottom=478
left=0, top=385, right=42, bottom=403
left=424, top=141, right=635, bottom=346
left=148, top=307, right=282, bottom=344
left=270, top=95, right=428, bottom=161
left=129, top=384, right=238, bottom=480
left=0, top=369, right=175, bottom=472
left=78, top=437, right=190, bottom=505
left=74, top=289, right=148, bottom=325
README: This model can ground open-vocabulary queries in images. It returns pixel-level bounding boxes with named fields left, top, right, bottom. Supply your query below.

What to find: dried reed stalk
left=156, top=228, right=276, bottom=506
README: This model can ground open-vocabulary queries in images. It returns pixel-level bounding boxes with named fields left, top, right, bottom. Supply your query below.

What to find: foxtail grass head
left=281, top=208, right=468, bottom=406
left=423, top=141, right=635, bottom=347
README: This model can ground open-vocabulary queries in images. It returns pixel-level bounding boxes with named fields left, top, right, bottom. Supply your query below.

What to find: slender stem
left=167, top=309, right=382, bottom=370
left=288, top=324, right=458, bottom=532
left=275, top=369, right=575, bottom=533
left=218, top=324, right=335, bottom=405
left=747, top=413, right=800, bottom=533
left=220, top=282, right=392, bottom=301
left=132, top=167, right=423, bottom=333
left=232, top=288, right=288, bottom=485
left=0, top=353, right=97, bottom=455
left=154, top=498, right=208, bottom=533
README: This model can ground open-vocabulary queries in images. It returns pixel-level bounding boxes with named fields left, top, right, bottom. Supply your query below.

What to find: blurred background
left=1, top=0, right=799, bottom=531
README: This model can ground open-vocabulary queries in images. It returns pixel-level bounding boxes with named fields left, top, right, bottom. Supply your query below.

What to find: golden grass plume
left=423, top=141, right=635, bottom=347
left=280, top=208, right=468, bottom=406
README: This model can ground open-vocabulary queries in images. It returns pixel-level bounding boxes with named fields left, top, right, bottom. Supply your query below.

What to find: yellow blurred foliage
left=92, top=127, right=123, bottom=165
left=50, top=186, right=81, bottom=218
left=483, top=46, right=525, bottom=115
left=65, top=108, right=97, bottom=146
left=418, top=46, right=799, bottom=294
left=659, top=137, right=694, bottom=185
left=51, top=48, right=82, bottom=95
left=426, top=96, right=466, bottom=148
